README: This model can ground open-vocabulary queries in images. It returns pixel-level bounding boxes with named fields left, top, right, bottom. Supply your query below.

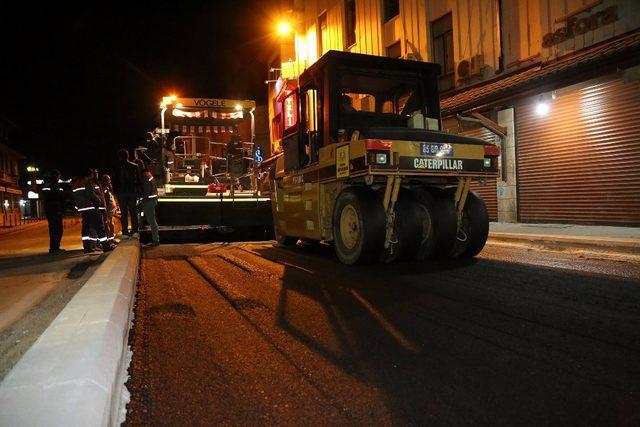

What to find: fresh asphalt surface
left=125, top=242, right=640, bottom=426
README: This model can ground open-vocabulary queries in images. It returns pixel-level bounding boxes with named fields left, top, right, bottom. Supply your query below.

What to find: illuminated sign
left=283, top=92, right=297, bottom=131
left=174, top=98, right=256, bottom=110
left=542, top=6, right=618, bottom=48
left=254, top=146, right=263, bottom=164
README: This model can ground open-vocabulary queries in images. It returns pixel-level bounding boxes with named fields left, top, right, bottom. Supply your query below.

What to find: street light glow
left=536, top=101, right=549, bottom=116
left=277, top=21, right=292, bottom=35
left=162, top=95, right=178, bottom=105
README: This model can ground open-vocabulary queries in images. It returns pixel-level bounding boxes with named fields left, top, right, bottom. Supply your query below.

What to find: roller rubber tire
left=432, top=190, right=459, bottom=258
left=439, top=189, right=489, bottom=258
left=461, top=191, right=489, bottom=257
left=333, top=188, right=385, bottom=265
left=413, top=189, right=438, bottom=260
left=379, top=190, right=423, bottom=263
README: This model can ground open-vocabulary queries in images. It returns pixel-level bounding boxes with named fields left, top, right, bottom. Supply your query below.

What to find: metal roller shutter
left=460, top=127, right=498, bottom=221
left=516, top=75, right=640, bottom=225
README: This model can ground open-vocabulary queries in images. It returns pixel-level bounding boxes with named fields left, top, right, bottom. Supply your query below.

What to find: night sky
left=0, top=1, right=280, bottom=177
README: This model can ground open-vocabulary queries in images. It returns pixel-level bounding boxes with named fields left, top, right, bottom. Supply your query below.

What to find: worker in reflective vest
left=72, top=170, right=116, bottom=254
left=101, top=174, right=118, bottom=243
left=41, top=169, right=66, bottom=254
left=140, top=169, right=159, bottom=246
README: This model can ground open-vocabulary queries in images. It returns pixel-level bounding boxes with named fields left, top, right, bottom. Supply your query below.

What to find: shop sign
left=542, top=6, right=618, bottom=48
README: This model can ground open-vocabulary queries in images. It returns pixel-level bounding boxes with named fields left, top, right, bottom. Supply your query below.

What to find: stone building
left=270, top=0, right=640, bottom=225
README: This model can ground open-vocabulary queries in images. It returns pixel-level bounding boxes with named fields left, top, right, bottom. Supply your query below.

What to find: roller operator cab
left=269, top=51, right=500, bottom=264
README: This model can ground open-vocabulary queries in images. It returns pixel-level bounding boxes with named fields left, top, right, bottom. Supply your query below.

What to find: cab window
left=303, top=88, right=321, bottom=165
left=341, top=93, right=376, bottom=112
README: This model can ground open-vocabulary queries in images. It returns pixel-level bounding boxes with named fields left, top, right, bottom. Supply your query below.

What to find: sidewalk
left=488, top=222, right=640, bottom=257
left=0, top=217, right=81, bottom=238
left=0, top=239, right=139, bottom=427
left=0, top=220, right=46, bottom=237
left=0, top=219, right=100, bottom=379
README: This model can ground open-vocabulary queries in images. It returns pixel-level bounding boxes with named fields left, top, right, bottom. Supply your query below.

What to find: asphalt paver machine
left=142, top=97, right=272, bottom=240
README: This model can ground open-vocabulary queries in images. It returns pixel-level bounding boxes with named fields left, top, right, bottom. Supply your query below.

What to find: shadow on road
left=247, top=243, right=640, bottom=425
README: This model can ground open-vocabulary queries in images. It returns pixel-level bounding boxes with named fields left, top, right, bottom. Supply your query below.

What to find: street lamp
left=277, top=21, right=292, bottom=36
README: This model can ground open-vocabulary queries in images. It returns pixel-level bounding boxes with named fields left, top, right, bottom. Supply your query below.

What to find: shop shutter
left=516, top=76, right=640, bottom=224
left=460, top=127, right=498, bottom=221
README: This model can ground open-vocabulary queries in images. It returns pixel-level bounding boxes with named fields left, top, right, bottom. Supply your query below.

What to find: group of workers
left=41, top=148, right=159, bottom=255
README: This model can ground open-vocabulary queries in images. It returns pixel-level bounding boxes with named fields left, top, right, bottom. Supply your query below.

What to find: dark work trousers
left=141, top=200, right=159, bottom=243
left=46, top=211, right=63, bottom=252
left=81, top=209, right=108, bottom=251
left=116, top=192, right=139, bottom=236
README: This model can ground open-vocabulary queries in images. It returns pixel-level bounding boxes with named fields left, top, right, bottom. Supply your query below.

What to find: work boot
left=102, top=243, right=117, bottom=252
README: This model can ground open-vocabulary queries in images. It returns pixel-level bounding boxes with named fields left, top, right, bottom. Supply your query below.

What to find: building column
left=497, top=108, right=517, bottom=222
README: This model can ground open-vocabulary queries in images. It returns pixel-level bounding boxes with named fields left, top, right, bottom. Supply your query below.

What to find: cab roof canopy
left=298, top=50, right=442, bottom=87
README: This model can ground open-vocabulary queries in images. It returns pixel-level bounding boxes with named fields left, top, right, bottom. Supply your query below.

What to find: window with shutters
left=344, top=0, right=356, bottom=48
left=383, top=0, right=399, bottom=23
left=431, top=13, right=454, bottom=91
left=318, top=12, right=328, bottom=56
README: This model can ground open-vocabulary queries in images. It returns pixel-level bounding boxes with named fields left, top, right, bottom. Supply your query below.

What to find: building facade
left=271, top=0, right=640, bottom=225
left=0, top=115, right=25, bottom=227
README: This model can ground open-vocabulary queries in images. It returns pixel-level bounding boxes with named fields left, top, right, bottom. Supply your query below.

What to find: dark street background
left=0, top=1, right=278, bottom=176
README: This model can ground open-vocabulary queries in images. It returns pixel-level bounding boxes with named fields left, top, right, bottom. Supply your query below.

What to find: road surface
left=125, top=242, right=640, bottom=426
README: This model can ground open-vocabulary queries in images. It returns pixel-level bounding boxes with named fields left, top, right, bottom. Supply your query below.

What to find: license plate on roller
left=420, top=143, right=454, bottom=157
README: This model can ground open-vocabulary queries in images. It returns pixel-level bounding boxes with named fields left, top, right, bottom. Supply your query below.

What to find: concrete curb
left=488, top=232, right=640, bottom=256
left=0, top=240, right=140, bottom=427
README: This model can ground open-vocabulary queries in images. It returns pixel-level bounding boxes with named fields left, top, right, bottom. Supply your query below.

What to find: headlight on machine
left=483, top=158, right=492, bottom=167
left=367, top=151, right=389, bottom=165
